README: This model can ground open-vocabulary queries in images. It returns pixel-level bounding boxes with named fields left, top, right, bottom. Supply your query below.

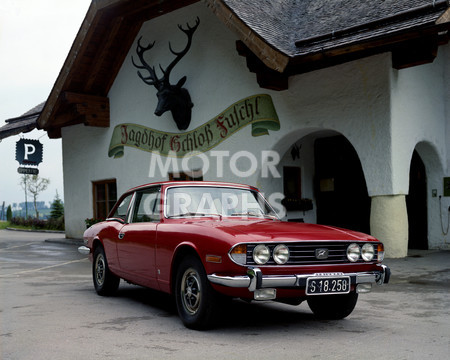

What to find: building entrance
left=406, top=150, right=428, bottom=249
left=314, top=135, right=370, bottom=233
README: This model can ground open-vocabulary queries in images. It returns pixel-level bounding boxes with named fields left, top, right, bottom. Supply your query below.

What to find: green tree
left=6, top=205, right=12, bottom=221
left=27, top=175, right=50, bottom=219
left=50, top=191, right=64, bottom=219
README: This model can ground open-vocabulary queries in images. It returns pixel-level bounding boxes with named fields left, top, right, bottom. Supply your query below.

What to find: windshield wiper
left=230, top=211, right=278, bottom=220
left=230, top=211, right=262, bottom=217
left=168, top=212, right=222, bottom=219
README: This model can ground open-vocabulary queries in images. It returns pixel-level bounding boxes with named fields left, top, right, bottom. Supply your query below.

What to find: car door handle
left=118, top=233, right=125, bottom=239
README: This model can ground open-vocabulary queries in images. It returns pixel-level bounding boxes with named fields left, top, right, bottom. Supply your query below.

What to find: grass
left=0, top=221, right=29, bottom=230
left=0, top=220, right=64, bottom=232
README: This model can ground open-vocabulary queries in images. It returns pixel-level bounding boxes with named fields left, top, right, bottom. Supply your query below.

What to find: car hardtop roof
left=126, top=181, right=258, bottom=193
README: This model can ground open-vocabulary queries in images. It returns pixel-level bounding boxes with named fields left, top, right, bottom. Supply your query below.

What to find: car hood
left=188, top=219, right=376, bottom=243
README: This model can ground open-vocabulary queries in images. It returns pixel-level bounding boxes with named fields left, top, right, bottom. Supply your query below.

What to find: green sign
left=108, top=94, right=280, bottom=158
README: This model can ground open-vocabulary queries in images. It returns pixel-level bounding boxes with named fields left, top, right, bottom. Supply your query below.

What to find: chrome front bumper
left=78, top=246, right=91, bottom=255
left=208, top=265, right=390, bottom=293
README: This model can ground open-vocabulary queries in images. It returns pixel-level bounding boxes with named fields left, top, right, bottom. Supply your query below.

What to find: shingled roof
left=37, top=0, right=450, bottom=137
left=208, top=0, right=450, bottom=74
left=221, top=0, right=448, bottom=55
left=0, top=102, right=44, bottom=141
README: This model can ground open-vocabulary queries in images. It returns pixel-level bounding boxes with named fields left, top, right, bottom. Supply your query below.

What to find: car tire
left=175, top=255, right=218, bottom=330
left=93, top=246, right=120, bottom=296
left=307, top=292, right=358, bottom=320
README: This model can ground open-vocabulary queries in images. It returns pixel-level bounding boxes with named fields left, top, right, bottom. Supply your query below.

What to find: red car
left=79, top=181, right=390, bottom=329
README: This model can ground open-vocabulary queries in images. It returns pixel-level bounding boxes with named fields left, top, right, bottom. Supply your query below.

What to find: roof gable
left=38, top=0, right=450, bottom=137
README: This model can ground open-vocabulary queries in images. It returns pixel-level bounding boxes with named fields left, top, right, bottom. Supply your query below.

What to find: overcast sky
left=0, top=0, right=91, bottom=209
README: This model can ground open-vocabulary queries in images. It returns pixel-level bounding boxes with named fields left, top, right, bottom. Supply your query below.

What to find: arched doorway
left=314, top=135, right=370, bottom=233
left=406, top=150, right=428, bottom=249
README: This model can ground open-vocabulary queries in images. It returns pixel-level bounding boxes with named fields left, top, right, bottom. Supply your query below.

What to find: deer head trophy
left=132, top=17, right=200, bottom=131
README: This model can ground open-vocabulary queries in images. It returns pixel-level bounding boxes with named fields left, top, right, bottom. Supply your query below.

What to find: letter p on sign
left=24, top=144, right=36, bottom=160
left=15, top=139, right=43, bottom=166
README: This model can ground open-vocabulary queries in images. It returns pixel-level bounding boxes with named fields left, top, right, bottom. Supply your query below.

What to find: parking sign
left=15, top=139, right=43, bottom=166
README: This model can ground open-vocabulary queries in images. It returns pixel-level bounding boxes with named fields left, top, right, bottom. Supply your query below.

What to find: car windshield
left=165, top=186, right=278, bottom=219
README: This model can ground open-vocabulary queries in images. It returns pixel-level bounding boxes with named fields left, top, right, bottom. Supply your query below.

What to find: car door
left=116, top=186, right=161, bottom=289
left=103, top=192, right=134, bottom=270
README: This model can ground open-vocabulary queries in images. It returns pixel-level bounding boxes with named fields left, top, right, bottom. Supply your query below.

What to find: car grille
left=246, top=242, right=379, bottom=265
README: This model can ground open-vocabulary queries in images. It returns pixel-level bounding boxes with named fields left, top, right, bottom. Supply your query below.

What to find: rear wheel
left=307, top=292, right=358, bottom=320
left=175, top=256, right=218, bottom=329
left=93, top=246, right=120, bottom=296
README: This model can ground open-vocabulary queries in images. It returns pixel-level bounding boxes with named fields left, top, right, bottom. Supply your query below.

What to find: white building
left=37, top=0, right=450, bottom=257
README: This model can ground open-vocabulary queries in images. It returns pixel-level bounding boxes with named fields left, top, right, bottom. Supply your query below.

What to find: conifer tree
left=6, top=205, right=12, bottom=221
left=50, top=191, right=64, bottom=219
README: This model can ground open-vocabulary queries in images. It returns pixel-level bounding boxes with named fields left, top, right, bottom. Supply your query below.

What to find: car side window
left=112, top=194, right=133, bottom=220
left=132, top=187, right=161, bottom=223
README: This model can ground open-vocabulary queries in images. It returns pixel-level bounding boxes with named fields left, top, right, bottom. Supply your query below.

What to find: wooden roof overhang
left=0, top=103, right=45, bottom=140
left=38, top=0, right=450, bottom=138
left=38, top=0, right=199, bottom=138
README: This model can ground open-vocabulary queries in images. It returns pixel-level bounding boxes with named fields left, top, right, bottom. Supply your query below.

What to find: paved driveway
left=1, top=229, right=449, bottom=359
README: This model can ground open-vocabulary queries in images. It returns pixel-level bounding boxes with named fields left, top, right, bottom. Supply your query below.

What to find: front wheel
left=175, top=256, right=218, bottom=329
left=307, top=292, right=358, bottom=320
left=93, top=246, right=120, bottom=296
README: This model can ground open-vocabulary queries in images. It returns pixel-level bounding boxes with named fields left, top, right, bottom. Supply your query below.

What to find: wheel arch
left=92, top=237, right=103, bottom=253
left=170, top=244, right=201, bottom=295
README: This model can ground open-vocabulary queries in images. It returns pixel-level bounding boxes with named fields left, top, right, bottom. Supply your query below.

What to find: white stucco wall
left=62, top=125, right=114, bottom=237
left=260, top=53, right=393, bottom=199
left=390, top=52, right=447, bottom=194
left=61, top=1, right=450, bottom=255
left=390, top=46, right=449, bottom=250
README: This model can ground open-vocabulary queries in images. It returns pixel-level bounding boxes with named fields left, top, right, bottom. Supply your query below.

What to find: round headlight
left=253, top=245, right=270, bottom=265
left=347, top=243, right=361, bottom=262
left=361, top=243, right=375, bottom=262
left=273, top=244, right=289, bottom=264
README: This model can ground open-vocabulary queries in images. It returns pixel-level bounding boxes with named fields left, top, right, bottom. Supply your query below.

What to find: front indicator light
left=377, top=243, right=385, bottom=262
left=230, top=244, right=247, bottom=265
left=206, top=255, right=222, bottom=263
left=273, top=244, right=289, bottom=264
left=253, top=245, right=270, bottom=265
left=361, top=243, right=375, bottom=262
left=347, top=243, right=361, bottom=262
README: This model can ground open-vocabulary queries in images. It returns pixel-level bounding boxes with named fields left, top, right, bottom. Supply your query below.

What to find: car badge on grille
left=315, top=248, right=329, bottom=260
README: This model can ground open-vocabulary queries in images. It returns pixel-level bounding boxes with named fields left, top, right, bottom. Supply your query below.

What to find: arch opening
left=314, top=135, right=370, bottom=233
left=272, top=131, right=370, bottom=233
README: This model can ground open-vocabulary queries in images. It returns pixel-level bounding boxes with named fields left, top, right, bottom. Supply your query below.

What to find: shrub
left=85, top=218, right=104, bottom=228
left=47, top=216, right=65, bottom=231
left=10, top=216, right=64, bottom=231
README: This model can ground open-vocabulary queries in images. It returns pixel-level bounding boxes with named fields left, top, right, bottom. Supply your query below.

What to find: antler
left=162, top=17, right=200, bottom=84
left=131, top=37, right=163, bottom=89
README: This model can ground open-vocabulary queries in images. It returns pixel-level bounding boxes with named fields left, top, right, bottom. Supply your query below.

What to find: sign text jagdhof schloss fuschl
left=108, top=94, right=280, bottom=158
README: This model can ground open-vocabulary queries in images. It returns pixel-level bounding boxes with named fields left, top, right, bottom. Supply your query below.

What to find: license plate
left=306, top=276, right=350, bottom=295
